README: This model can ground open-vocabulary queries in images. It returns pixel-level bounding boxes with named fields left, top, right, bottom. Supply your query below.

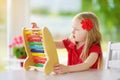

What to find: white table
left=0, top=69, right=120, bottom=80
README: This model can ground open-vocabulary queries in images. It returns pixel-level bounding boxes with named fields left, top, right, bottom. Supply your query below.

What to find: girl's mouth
left=75, top=41, right=78, bottom=44
left=73, top=35, right=75, bottom=38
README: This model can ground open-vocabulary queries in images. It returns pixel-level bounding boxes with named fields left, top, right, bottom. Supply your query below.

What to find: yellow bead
left=32, top=53, right=46, bottom=57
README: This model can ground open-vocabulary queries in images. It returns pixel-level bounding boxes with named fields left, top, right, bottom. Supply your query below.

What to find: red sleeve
left=62, top=38, right=71, bottom=49
left=89, top=45, right=102, bottom=55
left=63, top=38, right=76, bottom=51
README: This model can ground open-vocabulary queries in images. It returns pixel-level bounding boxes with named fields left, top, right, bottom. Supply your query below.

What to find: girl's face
left=72, top=19, right=88, bottom=43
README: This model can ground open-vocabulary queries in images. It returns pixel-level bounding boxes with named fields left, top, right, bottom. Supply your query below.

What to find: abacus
left=22, top=23, right=59, bottom=75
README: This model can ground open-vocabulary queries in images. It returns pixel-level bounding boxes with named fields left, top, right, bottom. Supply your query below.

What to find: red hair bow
left=81, top=18, right=94, bottom=31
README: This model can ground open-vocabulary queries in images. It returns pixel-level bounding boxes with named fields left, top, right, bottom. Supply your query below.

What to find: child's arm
left=54, top=40, right=65, bottom=49
left=68, top=52, right=99, bottom=72
left=54, top=33, right=75, bottom=49
left=54, top=52, right=98, bottom=74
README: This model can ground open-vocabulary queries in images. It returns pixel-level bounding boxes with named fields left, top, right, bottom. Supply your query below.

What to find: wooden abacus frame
left=22, top=27, right=59, bottom=75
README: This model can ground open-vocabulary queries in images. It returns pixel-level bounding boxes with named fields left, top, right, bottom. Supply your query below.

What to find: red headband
left=80, top=18, right=94, bottom=31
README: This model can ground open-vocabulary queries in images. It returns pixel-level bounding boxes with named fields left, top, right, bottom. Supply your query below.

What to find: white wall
left=7, top=0, right=30, bottom=56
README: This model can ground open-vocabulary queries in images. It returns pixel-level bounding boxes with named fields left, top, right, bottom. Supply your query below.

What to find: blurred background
left=0, top=0, right=120, bottom=71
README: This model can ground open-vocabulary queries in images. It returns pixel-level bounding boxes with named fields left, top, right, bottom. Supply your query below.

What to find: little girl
left=54, top=12, right=103, bottom=74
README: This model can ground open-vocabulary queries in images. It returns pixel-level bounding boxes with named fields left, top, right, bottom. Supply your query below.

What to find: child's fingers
left=54, top=68, right=61, bottom=74
left=53, top=64, right=62, bottom=74
left=54, top=64, right=60, bottom=71
left=54, top=64, right=68, bottom=74
left=54, top=66, right=60, bottom=70
left=54, top=64, right=61, bottom=67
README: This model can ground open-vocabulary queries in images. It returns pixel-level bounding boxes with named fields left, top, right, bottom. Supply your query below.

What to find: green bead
left=28, top=42, right=42, bottom=46
left=34, top=63, right=44, bottom=67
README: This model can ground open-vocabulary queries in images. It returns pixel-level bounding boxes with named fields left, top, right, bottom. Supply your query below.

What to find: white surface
left=0, top=69, right=120, bottom=80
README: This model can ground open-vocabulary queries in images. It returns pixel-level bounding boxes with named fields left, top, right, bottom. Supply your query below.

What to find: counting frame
left=22, top=23, right=59, bottom=75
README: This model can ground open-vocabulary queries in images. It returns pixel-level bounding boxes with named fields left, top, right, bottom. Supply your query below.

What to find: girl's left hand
left=54, top=64, right=69, bottom=74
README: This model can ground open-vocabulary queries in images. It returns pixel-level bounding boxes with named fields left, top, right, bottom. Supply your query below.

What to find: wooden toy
left=22, top=23, right=59, bottom=75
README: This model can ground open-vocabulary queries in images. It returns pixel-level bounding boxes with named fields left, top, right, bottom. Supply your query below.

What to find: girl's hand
left=54, top=64, right=69, bottom=74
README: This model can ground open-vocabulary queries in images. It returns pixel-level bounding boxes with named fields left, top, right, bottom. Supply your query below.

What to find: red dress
left=63, top=39, right=102, bottom=69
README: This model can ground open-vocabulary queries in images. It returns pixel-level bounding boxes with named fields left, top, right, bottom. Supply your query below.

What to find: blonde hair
left=74, top=12, right=103, bottom=69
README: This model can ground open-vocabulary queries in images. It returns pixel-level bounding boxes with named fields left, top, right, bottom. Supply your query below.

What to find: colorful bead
left=33, top=56, right=46, bottom=64
left=32, top=53, right=46, bottom=57
left=28, top=42, right=42, bottom=46
left=25, top=31, right=33, bottom=34
left=29, top=45, right=44, bottom=49
left=34, top=63, right=44, bottom=67
left=31, top=49, right=44, bottom=53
